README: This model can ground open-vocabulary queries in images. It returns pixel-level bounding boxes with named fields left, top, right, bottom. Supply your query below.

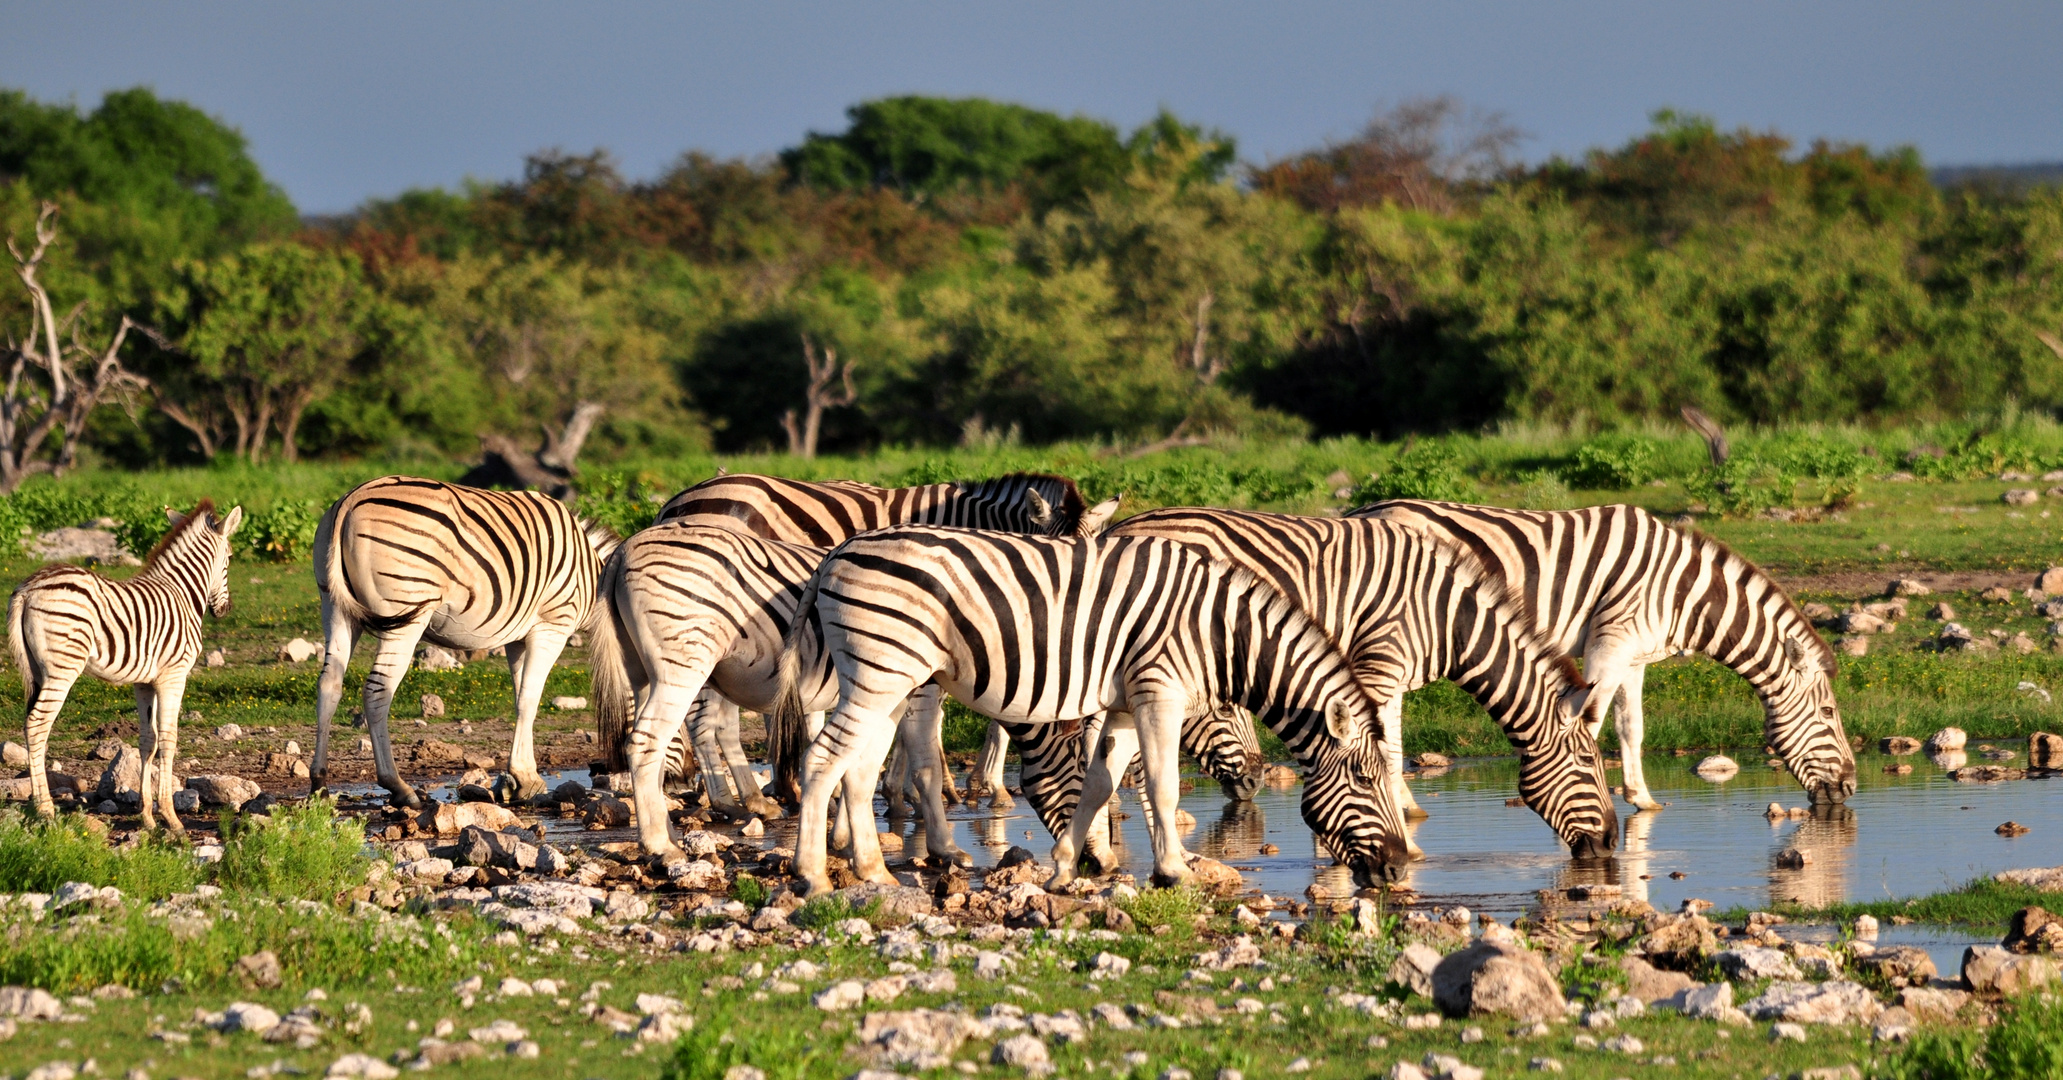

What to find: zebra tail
left=8, top=588, right=37, bottom=712
left=588, top=547, right=635, bottom=774
left=767, top=569, right=824, bottom=806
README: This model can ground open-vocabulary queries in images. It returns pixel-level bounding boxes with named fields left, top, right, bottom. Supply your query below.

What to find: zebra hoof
left=386, top=787, right=423, bottom=811
left=509, top=773, right=549, bottom=801
left=743, top=796, right=785, bottom=821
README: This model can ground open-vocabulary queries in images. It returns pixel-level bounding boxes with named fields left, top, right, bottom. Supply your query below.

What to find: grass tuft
left=216, top=796, right=370, bottom=901
left=659, top=1011, right=828, bottom=1080
left=0, top=810, right=202, bottom=900
left=1720, top=876, right=2058, bottom=929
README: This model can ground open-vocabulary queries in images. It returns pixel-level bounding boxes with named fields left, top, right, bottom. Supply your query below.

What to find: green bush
left=1563, top=435, right=1667, bottom=489
left=1115, top=885, right=1205, bottom=938
left=1348, top=443, right=1478, bottom=504
left=242, top=499, right=323, bottom=561
left=660, top=1013, right=827, bottom=1080
left=0, top=811, right=203, bottom=900
left=728, top=874, right=768, bottom=910
left=215, top=797, right=369, bottom=901
left=574, top=469, right=671, bottom=538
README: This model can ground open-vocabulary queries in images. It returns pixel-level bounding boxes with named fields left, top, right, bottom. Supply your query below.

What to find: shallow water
left=362, top=748, right=2056, bottom=971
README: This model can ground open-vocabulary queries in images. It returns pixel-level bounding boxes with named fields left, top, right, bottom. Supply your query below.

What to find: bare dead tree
left=781, top=335, right=855, bottom=460
left=1188, top=289, right=1225, bottom=384
left=1, top=203, right=153, bottom=494
left=1254, top=96, right=1527, bottom=215
left=1679, top=406, right=1731, bottom=467
left=457, top=400, right=606, bottom=503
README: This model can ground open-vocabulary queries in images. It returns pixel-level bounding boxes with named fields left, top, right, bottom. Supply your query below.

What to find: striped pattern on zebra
left=654, top=471, right=1121, bottom=545
left=1354, top=501, right=1853, bottom=809
left=8, top=501, right=243, bottom=831
left=997, top=704, right=1260, bottom=874
left=773, top=527, right=1410, bottom=895
left=591, top=523, right=968, bottom=862
left=309, top=477, right=618, bottom=805
left=617, top=470, right=1119, bottom=803
left=1107, top=508, right=1620, bottom=858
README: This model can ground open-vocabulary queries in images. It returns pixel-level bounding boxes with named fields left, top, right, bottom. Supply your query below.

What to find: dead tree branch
left=1679, top=405, right=1730, bottom=467
left=781, top=335, right=856, bottom=459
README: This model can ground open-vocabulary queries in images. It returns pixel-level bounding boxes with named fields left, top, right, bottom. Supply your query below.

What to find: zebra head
left=161, top=502, right=244, bottom=618
left=1021, top=480, right=1122, bottom=537
left=1295, top=697, right=1411, bottom=887
left=1189, top=703, right=1265, bottom=801
left=1519, top=679, right=1620, bottom=859
left=1771, top=635, right=1855, bottom=803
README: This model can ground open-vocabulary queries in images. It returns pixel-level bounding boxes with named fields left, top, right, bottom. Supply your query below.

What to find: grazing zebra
left=773, top=527, right=1410, bottom=895
left=309, top=477, right=617, bottom=805
left=8, top=501, right=243, bottom=831
left=605, top=471, right=1120, bottom=803
left=654, top=471, right=1120, bottom=544
left=1354, top=501, right=1853, bottom=810
left=591, top=523, right=967, bottom=861
left=1105, top=508, right=1620, bottom=858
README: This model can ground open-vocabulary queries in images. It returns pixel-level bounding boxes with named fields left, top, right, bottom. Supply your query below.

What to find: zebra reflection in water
left=1771, top=805, right=1857, bottom=909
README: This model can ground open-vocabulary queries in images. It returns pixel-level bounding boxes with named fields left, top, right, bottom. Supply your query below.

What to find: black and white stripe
left=591, top=523, right=968, bottom=862
left=309, top=476, right=618, bottom=805
left=774, top=527, right=1410, bottom=895
left=1108, top=508, right=1620, bottom=858
left=655, top=471, right=1120, bottom=544
left=9, top=501, right=243, bottom=831
left=1354, top=501, right=1853, bottom=809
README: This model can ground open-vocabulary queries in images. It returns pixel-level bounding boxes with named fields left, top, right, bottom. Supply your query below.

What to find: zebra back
left=1109, top=508, right=1618, bottom=853
left=1356, top=500, right=1852, bottom=800
left=652, top=472, right=1118, bottom=544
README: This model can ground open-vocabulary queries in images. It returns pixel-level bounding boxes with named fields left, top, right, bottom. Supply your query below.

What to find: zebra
left=1354, top=501, right=1853, bottom=810
left=603, top=470, right=1120, bottom=804
left=591, top=522, right=969, bottom=861
left=654, top=471, right=1121, bottom=543
left=773, top=527, right=1410, bottom=896
left=1103, top=507, right=1620, bottom=859
left=8, top=501, right=243, bottom=831
left=309, top=477, right=618, bottom=806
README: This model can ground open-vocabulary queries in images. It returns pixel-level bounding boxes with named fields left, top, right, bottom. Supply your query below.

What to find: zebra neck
left=1674, top=549, right=1790, bottom=695
left=138, top=535, right=214, bottom=611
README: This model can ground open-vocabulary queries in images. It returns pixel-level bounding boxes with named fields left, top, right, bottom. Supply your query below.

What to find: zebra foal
left=774, top=527, right=1410, bottom=896
left=9, top=501, right=243, bottom=830
left=1355, top=501, right=1853, bottom=810
left=309, top=477, right=617, bottom=805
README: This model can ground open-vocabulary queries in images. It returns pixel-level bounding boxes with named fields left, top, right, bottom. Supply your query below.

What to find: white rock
left=277, top=638, right=320, bottom=664
left=551, top=696, right=588, bottom=710
left=992, top=1033, right=1052, bottom=1072
left=326, top=1053, right=400, bottom=1080
left=1742, top=981, right=1881, bottom=1026
left=1088, top=951, right=1131, bottom=980
left=1693, top=756, right=1739, bottom=779
left=1770, top=1022, right=1808, bottom=1043
left=218, top=1001, right=281, bottom=1033
left=814, top=980, right=866, bottom=1012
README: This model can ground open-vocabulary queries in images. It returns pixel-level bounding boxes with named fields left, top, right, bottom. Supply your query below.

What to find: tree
left=781, top=335, right=854, bottom=459
left=0, top=202, right=151, bottom=491
left=159, top=243, right=376, bottom=462
left=1251, top=96, right=1524, bottom=215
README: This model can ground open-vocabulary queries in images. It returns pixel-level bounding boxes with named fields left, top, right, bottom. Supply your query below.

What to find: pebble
left=1771, top=1022, right=1809, bottom=1043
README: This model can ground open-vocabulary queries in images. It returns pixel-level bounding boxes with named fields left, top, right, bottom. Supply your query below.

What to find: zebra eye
left=1820, top=706, right=1835, bottom=718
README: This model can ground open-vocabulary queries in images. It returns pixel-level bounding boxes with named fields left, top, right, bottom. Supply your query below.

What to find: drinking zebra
left=8, top=501, right=243, bottom=831
left=1354, top=501, right=1852, bottom=810
left=602, top=471, right=1120, bottom=806
left=773, top=527, right=1410, bottom=895
left=1103, top=508, right=1620, bottom=858
left=309, top=477, right=617, bottom=805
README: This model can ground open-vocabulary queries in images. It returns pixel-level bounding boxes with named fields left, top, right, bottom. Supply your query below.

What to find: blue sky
left=8, top=1, right=2060, bottom=213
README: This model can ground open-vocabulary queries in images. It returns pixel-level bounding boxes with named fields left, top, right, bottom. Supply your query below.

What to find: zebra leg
left=795, top=704, right=894, bottom=896
left=1614, top=665, right=1663, bottom=811
left=901, top=685, right=971, bottom=867
left=1132, top=695, right=1196, bottom=888
left=21, top=664, right=81, bottom=820
left=1052, top=715, right=1131, bottom=888
left=135, top=684, right=162, bottom=833
left=628, top=676, right=702, bottom=858
left=361, top=622, right=430, bottom=808
left=149, top=672, right=191, bottom=833
left=842, top=716, right=903, bottom=886
left=710, top=696, right=780, bottom=818
left=1380, top=697, right=1426, bottom=821
left=971, top=721, right=1013, bottom=808
left=310, top=593, right=360, bottom=796
left=883, top=739, right=910, bottom=820
left=686, top=691, right=746, bottom=816
left=505, top=628, right=573, bottom=800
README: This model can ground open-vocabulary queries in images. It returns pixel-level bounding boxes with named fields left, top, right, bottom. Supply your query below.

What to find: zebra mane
left=579, top=517, right=622, bottom=560
left=1404, top=521, right=1589, bottom=691
left=961, top=473, right=1087, bottom=519
left=1675, top=520, right=1838, bottom=678
left=145, top=499, right=217, bottom=568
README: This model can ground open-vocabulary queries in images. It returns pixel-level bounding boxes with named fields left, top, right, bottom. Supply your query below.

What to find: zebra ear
left=1026, top=488, right=1055, bottom=528
left=165, top=508, right=187, bottom=527
left=1078, top=495, right=1122, bottom=535
left=215, top=506, right=244, bottom=536
left=1326, top=699, right=1355, bottom=740
left=1782, top=635, right=1816, bottom=673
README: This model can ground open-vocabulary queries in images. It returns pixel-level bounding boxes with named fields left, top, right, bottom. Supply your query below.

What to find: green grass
left=1719, top=875, right=2058, bottom=930
left=216, top=796, right=372, bottom=901
left=0, top=810, right=204, bottom=899
left=1879, top=992, right=2063, bottom=1080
